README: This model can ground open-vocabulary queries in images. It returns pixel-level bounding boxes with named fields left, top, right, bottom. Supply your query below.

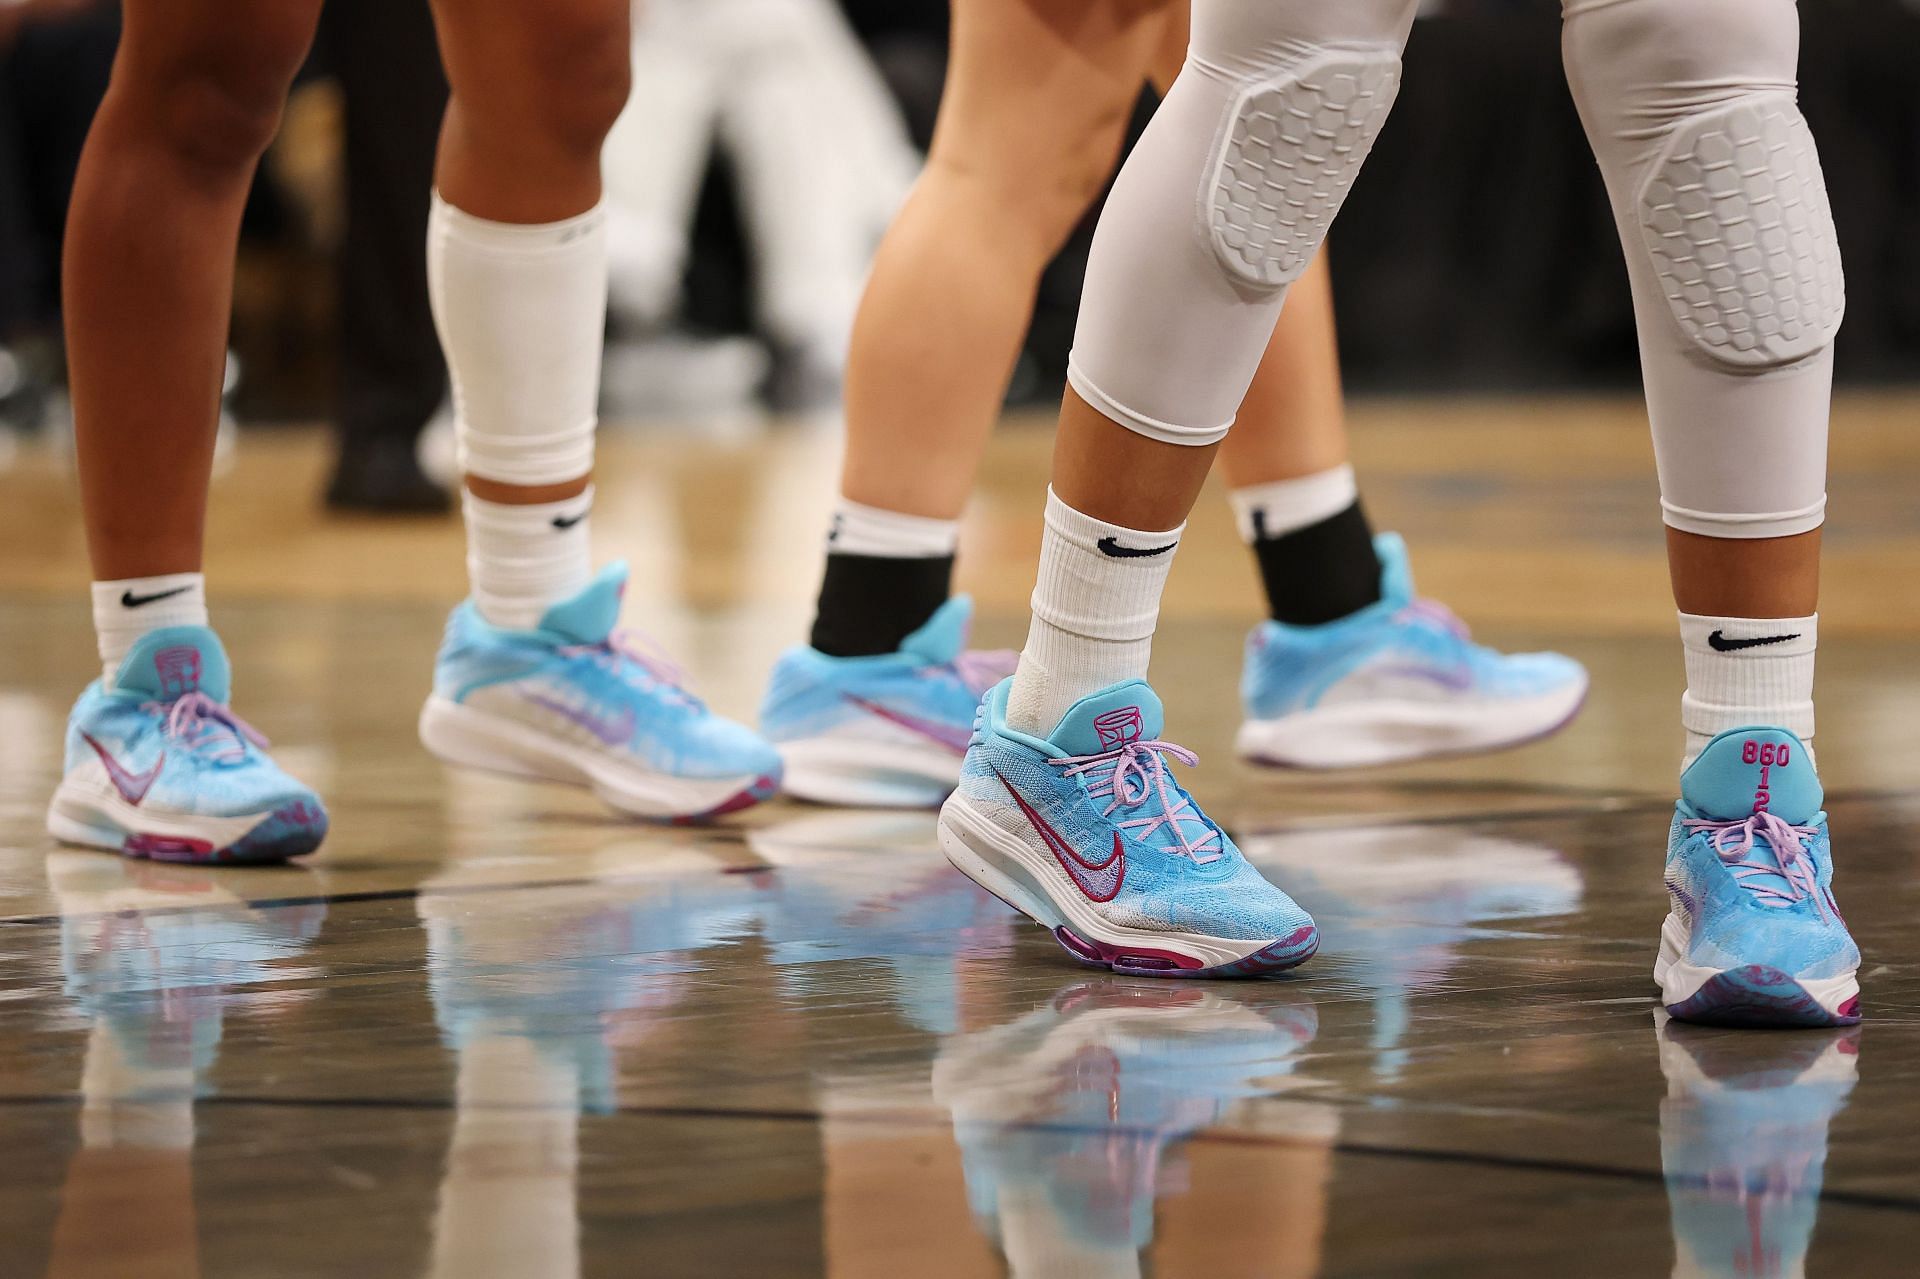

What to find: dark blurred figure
left=0, top=0, right=116, bottom=433
left=315, top=0, right=452, bottom=514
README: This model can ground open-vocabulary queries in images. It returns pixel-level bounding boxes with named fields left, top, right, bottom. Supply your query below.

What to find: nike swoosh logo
left=1374, top=662, right=1475, bottom=693
left=1096, top=537, right=1177, bottom=559
left=1707, top=631, right=1802, bottom=652
left=522, top=692, right=635, bottom=747
left=844, top=695, right=972, bottom=755
left=994, top=768, right=1124, bottom=902
left=120, top=586, right=192, bottom=608
left=551, top=513, right=589, bottom=530
left=83, top=733, right=163, bottom=805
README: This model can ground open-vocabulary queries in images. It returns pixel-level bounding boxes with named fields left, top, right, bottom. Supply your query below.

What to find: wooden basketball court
left=2, top=394, right=1916, bottom=1276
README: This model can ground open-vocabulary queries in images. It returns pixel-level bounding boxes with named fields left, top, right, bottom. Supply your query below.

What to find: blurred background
left=4, top=0, right=1916, bottom=502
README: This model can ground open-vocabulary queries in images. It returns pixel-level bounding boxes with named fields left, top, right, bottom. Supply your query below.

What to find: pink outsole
left=668, top=773, right=781, bottom=826
left=1665, top=965, right=1861, bottom=1029
left=1052, top=923, right=1320, bottom=980
left=119, top=801, right=328, bottom=867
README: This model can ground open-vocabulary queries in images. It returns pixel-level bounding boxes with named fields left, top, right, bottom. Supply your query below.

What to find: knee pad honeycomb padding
left=1203, top=50, right=1402, bottom=289
left=1639, top=96, right=1844, bottom=369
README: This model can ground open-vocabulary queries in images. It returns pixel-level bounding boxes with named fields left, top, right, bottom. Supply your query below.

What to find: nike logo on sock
left=551, top=512, right=589, bottom=530
left=83, top=733, right=163, bottom=805
left=121, top=586, right=192, bottom=608
left=1708, top=631, right=1802, bottom=653
left=995, top=768, right=1125, bottom=902
left=1096, top=537, right=1177, bottom=560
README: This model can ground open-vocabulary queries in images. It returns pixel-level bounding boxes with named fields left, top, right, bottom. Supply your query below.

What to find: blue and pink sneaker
left=1656, top=1013, right=1857, bottom=1277
left=419, top=563, right=781, bottom=822
left=47, top=628, right=328, bottom=864
left=1237, top=534, right=1587, bottom=769
left=938, top=677, right=1318, bottom=977
left=1656, top=727, right=1860, bottom=1028
left=759, top=596, right=1016, bottom=807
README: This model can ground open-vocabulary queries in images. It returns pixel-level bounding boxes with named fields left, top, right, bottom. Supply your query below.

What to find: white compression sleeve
left=428, top=194, right=606, bottom=487
left=1066, top=0, right=1419, bottom=447
left=1563, top=0, right=1839, bottom=538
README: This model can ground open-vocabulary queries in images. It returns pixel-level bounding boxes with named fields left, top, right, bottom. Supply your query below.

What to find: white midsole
left=47, top=774, right=268, bottom=850
left=419, top=695, right=762, bottom=819
left=1653, top=912, right=1859, bottom=1012
left=938, top=793, right=1275, bottom=969
left=777, top=733, right=963, bottom=808
left=1235, top=679, right=1587, bottom=769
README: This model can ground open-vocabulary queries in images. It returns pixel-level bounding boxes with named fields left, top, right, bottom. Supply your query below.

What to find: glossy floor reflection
left=6, top=788, right=1919, bottom=1276
left=3, top=406, right=1920, bottom=1276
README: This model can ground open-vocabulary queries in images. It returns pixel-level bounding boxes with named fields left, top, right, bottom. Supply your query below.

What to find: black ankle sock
left=1251, top=500, right=1383, bottom=626
left=809, top=552, right=954, bottom=657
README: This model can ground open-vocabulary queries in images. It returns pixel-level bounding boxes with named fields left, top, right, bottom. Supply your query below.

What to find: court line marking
left=0, top=1091, right=1914, bottom=1214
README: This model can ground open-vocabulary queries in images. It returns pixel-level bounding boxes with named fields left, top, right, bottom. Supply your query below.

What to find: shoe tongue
left=538, top=562, right=626, bottom=644
left=1682, top=728, right=1822, bottom=824
left=113, top=627, right=232, bottom=703
left=1046, top=681, right=1164, bottom=756
left=898, top=596, right=971, bottom=664
left=1373, top=532, right=1415, bottom=608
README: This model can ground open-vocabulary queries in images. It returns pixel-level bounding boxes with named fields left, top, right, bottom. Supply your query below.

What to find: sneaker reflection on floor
left=1656, top=1015, right=1859, bottom=1279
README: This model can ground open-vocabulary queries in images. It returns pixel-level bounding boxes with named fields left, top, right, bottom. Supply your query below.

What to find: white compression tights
left=1067, top=0, right=1420, bottom=447
left=1565, top=0, right=1839, bottom=539
left=1072, top=0, right=1838, bottom=544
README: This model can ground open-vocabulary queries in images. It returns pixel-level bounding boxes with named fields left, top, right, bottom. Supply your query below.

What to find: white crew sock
left=1679, top=611, right=1817, bottom=769
left=1006, top=488, right=1182, bottom=738
left=1227, top=463, right=1358, bottom=543
left=463, top=487, right=595, bottom=630
left=92, top=573, right=208, bottom=687
left=826, top=497, right=959, bottom=558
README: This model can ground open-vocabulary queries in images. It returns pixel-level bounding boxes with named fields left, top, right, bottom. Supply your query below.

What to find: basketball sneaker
left=1657, top=1013, right=1857, bottom=1278
left=1656, top=727, right=1860, bottom=1028
left=938, top=677, right=1318, bottom=977
left=419, top=563, right=781, bottom=822
left=760, top=596, right=1016, bottom=807
left=934, top=981, right=1324, bottom=1270
left=47, top=628, right=328, bottom=864
left=1236, top=533, right=1587, bottom=769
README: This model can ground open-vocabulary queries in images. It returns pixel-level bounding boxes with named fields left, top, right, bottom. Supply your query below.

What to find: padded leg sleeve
left=1067, top=0, right=1419, bottom=446
left=1564, top=0, right=1840, bottom=537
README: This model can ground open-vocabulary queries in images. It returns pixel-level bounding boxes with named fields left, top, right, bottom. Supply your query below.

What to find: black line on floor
left=1, top=1091, right=1915, bottom=1214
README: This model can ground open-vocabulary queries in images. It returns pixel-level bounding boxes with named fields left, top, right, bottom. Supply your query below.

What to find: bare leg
left=65, top=0, right=323, bottom=578
left=839, top=0, right=1173, bottom=521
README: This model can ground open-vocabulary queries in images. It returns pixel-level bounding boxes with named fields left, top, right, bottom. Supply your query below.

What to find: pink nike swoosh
left=845, top=694, right=972, bottom=755
left=994, top=768, right=1125, bottom=902
left=522, top=693, right=637, bottom=748
left=83, top=733, right=163, bottom=806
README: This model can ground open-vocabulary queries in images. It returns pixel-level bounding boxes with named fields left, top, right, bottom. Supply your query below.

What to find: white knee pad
left=1565, top=0, right=1838, bottom=538
left=428, top=194, right=605, bottom=486
left=1638, top=96, right=1844, bottom=370
left=1203, top=50, right=1402, bottom=290
left=1068, top=5, right=1413, bottom=449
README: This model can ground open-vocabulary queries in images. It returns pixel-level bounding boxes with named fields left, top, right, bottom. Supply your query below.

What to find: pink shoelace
left=1682, top=811, right=1827, bottom=916
left=1051, top=740, right=1222, bottom=863
left=560, top=629, right=702, bottom=707
left=951, top=649, right=1019, bottom=696
left=144, top=691, right=267, bottom=764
